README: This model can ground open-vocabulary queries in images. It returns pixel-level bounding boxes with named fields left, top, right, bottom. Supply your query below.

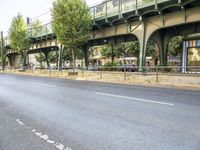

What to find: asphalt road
left=0, top=73, right=200, bottom=150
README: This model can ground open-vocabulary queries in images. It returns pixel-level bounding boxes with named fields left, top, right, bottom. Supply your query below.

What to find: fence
left=2, top=66, right=200, bottom=87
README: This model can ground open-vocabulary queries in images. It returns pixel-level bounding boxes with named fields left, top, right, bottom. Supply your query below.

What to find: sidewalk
left=1, top=69, right=200, bottom=91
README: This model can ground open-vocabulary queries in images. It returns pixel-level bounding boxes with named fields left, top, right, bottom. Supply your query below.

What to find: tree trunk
left=82, top=46, right=89, bottom=68
left=58, top=45, right=63, bottom=71
left=22, top=50, right=27, bottom=70
left=72, top=48, right=76, bottom=72
left=40, top=61, right=43, bottom=68
left=56, top=51, right=59, bottom=68
left=137, top=55, right=139, bottom=67
left=111, top=44, right=114, bottom=63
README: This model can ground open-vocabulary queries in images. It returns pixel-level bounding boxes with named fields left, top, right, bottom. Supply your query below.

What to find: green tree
left=124, top=41, right=139, bottom=55
left=49, top=51, right=59, bottom=65
left=52, top=0, right=92, bottom=69
left=101, top=41, right=140, bottom=65
left=35, top=53, right=46, bottom=68
left=146, top=40, right=156, bottom=56
left=101, top=44, right=124, bottom=63
left=123, top=41, right=140, bottom=65
left=9, top=13, right=30, bottom=68
left=31, top=20, right=43, bottom=37
left=168, top=36, right=183, bottom=56
left=9, top=13, right=29, bottom=55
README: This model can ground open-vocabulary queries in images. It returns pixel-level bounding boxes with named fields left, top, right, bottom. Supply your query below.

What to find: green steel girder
left=27, top=46, right=59, bottom=55
left=141, top=9, right=159, bottom=17
left=88, top=33, right=137, bottom=47
left=159, top=3, right=182, bottom=12
left=182, top=0, right=196, bottom=6
left=27, top=0, right=198, bottom=39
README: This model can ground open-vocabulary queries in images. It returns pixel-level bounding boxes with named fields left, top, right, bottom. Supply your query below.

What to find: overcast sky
left=0, top=0, right=101, bottom=35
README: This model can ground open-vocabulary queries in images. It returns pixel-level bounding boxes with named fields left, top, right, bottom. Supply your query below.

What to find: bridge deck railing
left=28, top=0, right=172, bottom=38
left=28, top=23, right=53, bottom=38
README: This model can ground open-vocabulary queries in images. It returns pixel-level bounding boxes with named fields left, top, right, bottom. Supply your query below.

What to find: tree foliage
left=146, top=40, right=157, bottom=57
left=123, top=41, right=140, bottom=57
left=31, top=20, right=43, bottom=37
left=9, top=13, right=30, bottom=55
left=101, top=44, right=123, bottom=62
left=167, top=36, right=183, bottom=56
left=35, top=53, right=46, bottom=67
left=52, top=0, right=92, bottom=68
left=101, top=41, right=140, bottom=64
left=35, top=51, right=60, bottom=68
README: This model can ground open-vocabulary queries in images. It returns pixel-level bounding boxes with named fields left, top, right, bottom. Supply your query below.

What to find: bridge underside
left=27, top=46, right=59, bottom=55
left=88, top=34, right=137, bottom=46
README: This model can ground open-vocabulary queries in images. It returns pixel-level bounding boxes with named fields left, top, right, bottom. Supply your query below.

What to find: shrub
left=102, top=61, right=120, bottom=71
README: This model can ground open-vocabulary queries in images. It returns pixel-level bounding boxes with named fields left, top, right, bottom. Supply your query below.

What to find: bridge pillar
left=138, top=19, right=148, bottom=71
left=151, top=30, right=175, bottom=66
left=8, top=55, right=15, bottom=68
left=44, top=51, right=50, bottom=68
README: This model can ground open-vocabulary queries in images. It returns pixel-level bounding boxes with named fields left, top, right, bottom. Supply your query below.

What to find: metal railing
left=91, top=0, right=153, bottom=20
left=3, top=0, right=173, bottom=43
left=3, top=66, right=200, bottom=84
left=27, top=0, right=173, bottom=38
left=28, top=23, right=53, bottom=38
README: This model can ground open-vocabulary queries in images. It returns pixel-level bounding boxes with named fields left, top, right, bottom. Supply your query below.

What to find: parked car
left=120, top=64, right=137, bottom=72
left=88, top=65, right=100, bottom=71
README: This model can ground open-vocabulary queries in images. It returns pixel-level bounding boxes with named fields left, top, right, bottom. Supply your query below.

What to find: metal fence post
left=82, top=68, right=84, bottom=78
left=124, top=65, right=126, bottom=80
left=49, top=68, right=51, bottom=76
left=156, top=65, right=159, bottom=83
left=100, top=67, right=102, bottom=79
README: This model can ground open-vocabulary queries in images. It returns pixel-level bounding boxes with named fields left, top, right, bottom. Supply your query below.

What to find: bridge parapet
left=90, top=0, right=171, bottom=21
left=28, top=23, right=53, bottom=38
left=28, top=0, right=175, bottom=39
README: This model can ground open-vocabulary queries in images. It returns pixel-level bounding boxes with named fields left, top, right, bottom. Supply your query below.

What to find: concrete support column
left=138, top=19, right=148, bottom=70
left=152, top=31, right=166, bottom=66
left=7, top=56, right=11, bottom=67
left=8, top=54, right=18, bottom=68
left=44, top=51, right=50, bottom=68
left=151, top=30, right=175, bottom=66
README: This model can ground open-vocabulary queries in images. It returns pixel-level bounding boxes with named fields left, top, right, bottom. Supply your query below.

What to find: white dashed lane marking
left=16, top=119, right=25, bottom=126
left=31, top=82, right=57, bottom=88
left=16, top=119, right=72, bottom=150
left=96, top=92, right=174, bottom=106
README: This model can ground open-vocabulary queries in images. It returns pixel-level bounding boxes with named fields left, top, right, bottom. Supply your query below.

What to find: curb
left=1, top=71, right=200, bottom=91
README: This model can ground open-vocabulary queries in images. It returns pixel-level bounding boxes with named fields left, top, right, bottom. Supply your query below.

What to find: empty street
left=0, top=73, right=200, bottom=150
